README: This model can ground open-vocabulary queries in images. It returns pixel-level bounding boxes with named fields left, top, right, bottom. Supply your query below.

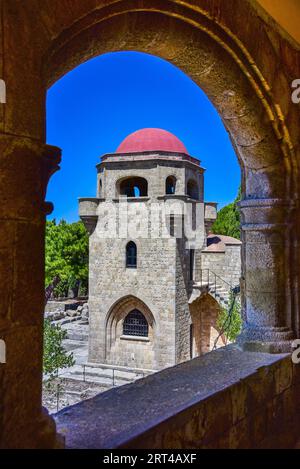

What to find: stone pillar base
left=34, top=407, right=65, bottom=449
left=237, top=326, right=295, bottom=353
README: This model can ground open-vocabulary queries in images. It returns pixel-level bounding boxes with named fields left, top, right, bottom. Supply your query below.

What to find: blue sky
left=46, top=51, right=240, bottom=222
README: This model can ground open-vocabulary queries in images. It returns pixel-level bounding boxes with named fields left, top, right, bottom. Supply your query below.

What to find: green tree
left=43, top=319, right=75, bottom=380
left=217, top=291, right=242, bottom=342
left=45, top=220, right=89, bottom=297
left=212, top=187, right=241, bottom=239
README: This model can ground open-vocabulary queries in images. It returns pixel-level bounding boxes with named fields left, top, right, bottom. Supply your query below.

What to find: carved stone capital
left=0, top=135, right=61, bottom=220
left=239, top=198, right=297, bottom=226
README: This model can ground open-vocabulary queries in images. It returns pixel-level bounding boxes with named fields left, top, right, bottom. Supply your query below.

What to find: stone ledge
left=120, top=334, right=150, bottom=342
left=112, top=197, right=150, bottom=203
left=54, top=345, right=299, bottom=449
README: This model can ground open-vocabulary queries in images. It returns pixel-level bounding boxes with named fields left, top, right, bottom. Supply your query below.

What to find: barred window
left=126, top=241, right=137, bottom=268
left=123, top=309, right=148, bottom=337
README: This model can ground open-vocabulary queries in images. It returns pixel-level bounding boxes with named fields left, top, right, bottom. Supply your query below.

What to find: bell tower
left=79, top=128, right=216, bottom=370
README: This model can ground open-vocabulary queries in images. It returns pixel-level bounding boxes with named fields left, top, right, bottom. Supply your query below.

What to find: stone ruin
left=45, top=300, right=89, bottom=325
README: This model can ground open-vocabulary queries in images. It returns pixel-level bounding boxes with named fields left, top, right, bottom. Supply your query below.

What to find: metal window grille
left=123, top=309, right=148, bottom=337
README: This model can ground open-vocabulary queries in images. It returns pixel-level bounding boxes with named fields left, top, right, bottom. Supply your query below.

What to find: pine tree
left=43, top=319, right=75, bottom=380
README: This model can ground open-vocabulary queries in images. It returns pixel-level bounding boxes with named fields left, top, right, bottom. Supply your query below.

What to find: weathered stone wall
left=175, top=238, right=191, bottom=364
left=125, top=354, right=300, bottom=449
left=100, top=154, right=203, bottom=201
left=55, top=347, right=300, bottom=449
left=88, top=225, right=177, bottom=370
left=108, top=334, right=155, bottom=371
left=201, top=244, right=241, bottom=288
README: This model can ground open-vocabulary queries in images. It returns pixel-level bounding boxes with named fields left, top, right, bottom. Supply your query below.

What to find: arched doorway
left=190, top=294, right=227, bottom=357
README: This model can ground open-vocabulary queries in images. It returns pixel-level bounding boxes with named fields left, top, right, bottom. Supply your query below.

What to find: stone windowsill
left=157, top=194, right=202, bottom=202
left=112, top=197, right=150, bottom=202
left=120, top=335, right=150, bottom=342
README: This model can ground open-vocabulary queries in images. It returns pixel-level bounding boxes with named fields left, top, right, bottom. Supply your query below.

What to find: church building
left=79, top=128, right=241, bottom=372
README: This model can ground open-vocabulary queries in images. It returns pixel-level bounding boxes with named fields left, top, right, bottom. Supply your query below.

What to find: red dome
left=116, top=128, right=188, bottom=154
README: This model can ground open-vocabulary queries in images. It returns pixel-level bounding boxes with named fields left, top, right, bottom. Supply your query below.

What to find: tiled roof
left=203, top=234, right=241, bottom=252
left=116, top=128, right=189, bottom=154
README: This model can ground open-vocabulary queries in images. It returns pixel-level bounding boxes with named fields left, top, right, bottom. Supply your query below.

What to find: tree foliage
left=217, top=291, right=242, bottom=342
left=43, top=319, right=75, bottom=379
left=45, top=220, right=88, bottom=297
left=212, top=187, right=241, bottom=239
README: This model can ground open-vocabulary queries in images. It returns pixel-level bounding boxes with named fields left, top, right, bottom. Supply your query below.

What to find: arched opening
left=126, top=241, right=137, bottom=268
left=42, top=4, right=300, bottom=360
left=45, top=49, right=243, bottom=414
left=123, top=309, right=149, bottom=337
left=118, top=177, right=148, bottom=197
left=166, top=176, right=176, bottom=195
left=3, top=0, right=299, bottom=449
left=187, top=179, right=199, bottom=200
left=189, top=293, right=227, bottom=357
left=44, top=42, right=296, bottom=412
left=105, top=295, right=156, bottom=370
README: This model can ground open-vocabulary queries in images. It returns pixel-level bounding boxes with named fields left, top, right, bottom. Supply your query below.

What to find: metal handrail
left=81, top=363, right=147, bottom=386
left=193, top=268, right=235, bottom=292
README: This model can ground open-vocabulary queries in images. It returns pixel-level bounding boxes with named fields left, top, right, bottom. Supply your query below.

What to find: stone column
left=0, top=135, right=62, bottom=448
left=237, top=198, right=296, bottom=353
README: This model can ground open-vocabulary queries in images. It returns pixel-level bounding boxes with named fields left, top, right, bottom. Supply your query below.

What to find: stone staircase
left=207, top=282, right=230, bottom=308
left=190, top=268, right=235, bottom=308
left=59, top=362, right=154, bottom=387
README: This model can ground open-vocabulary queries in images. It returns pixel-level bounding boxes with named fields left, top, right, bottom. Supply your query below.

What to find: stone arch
left=186, top=178, right=199, bottom=200
left=166, top=175, right=177, bottom=195
left=105, top=295, right=156, bottom=368
left=42, top=5, right=298, bottom=196
left=189, top=293, right=227, bottom=357
left=2, top=0, right=300, bottom=447
left=39, top=6, right=300, bottom=349
left=116, top=176, right=148, bottom=197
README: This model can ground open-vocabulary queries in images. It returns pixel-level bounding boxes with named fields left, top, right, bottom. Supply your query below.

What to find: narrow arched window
left=123, top=309, right=148, bottom=337
left=126, top=241, right=137, bottom=268
left=166, top=176, right=176, bottom=195
left=187, top=179, right=199, bottom=200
